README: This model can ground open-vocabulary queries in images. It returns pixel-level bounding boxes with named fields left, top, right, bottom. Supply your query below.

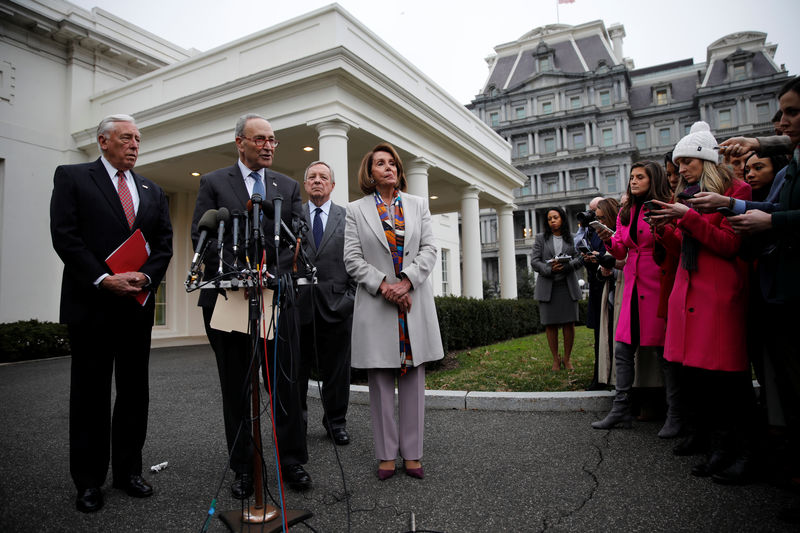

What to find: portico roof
left=70, top=3, right=525, bottom=213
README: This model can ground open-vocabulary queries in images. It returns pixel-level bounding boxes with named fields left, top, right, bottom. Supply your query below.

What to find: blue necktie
left=313, top=207, right=323, bottom=248
left=250, top=171, right=265, bottom=198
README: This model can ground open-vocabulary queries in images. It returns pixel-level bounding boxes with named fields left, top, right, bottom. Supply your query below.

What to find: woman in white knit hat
left=649, top=121, right=755, bottom=484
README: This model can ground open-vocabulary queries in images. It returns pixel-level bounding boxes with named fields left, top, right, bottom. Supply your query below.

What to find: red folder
left=105, top=229, right=151, bottom=306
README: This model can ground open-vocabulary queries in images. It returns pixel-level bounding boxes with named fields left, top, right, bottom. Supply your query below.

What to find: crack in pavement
left=541, top=422, right=610, bottom=532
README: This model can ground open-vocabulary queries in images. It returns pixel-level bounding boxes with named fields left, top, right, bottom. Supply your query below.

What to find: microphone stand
left=216, top=199, right=312, bottom=533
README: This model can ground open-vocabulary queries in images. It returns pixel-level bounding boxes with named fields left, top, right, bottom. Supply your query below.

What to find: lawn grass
left=425, top=326, right=600, bottom=393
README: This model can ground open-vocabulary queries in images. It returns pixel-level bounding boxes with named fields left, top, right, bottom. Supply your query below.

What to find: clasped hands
left=101, top=271, right=148, bottom=297
left=379, top=277, right=413, bottom=313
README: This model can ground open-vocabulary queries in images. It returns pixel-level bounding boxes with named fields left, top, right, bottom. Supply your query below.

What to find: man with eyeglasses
left=191, top=113, right=310, bottom=496
left=297, top=161, right=356, bottom=447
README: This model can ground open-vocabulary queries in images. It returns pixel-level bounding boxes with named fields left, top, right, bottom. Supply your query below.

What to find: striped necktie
left=116, top=171, right=136, bottom=229
left=250, top=171, right=265, bottom=197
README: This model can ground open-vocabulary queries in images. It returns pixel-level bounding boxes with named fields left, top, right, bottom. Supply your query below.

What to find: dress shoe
left=404, top=466, right=425, bottom=479
left=711, top=453, right=757, bottom=486
left=113, top=474, right=153, bottom=498
left=691, top=450, right=731, bottom=478
left=231, top=472, right=253, bottom=500
left=283, top=464, right=312, bottom=491
left=76, top=487, right=103, bottom=513
left=328, top=427, right=350, bottom=446
left=377, top=467, right=396, bottom=481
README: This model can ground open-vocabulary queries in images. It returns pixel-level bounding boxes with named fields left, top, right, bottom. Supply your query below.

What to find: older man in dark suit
left=50, top=114, right=173, bottom=513
left=297, top=161, right=355, bottom=446
left=191, top=113, right=310, bottom=496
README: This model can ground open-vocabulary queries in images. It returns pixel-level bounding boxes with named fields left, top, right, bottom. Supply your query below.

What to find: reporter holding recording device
left=648, top=121, right=754, bottom=481
left=531, top=207, right=583, bottom=371
left=591, top=161, right=676, bottom=435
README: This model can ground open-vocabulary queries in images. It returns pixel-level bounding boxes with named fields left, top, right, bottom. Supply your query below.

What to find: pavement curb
left=307, top=380, right=615, bottom=412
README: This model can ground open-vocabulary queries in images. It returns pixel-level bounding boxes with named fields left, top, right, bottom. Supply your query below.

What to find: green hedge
left=0, top=320, right=70, bottom=363
left=434, top=296, right=587, bottom=353
left=2, top=298, right=588, bottom=365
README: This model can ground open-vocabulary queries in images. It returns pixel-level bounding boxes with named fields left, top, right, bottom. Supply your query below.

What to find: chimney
left=607, top=23, right=626, bottom=64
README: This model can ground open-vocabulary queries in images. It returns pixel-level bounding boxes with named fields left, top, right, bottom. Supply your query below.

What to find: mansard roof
left=574, top=35, right=615, bottom=71
left=704, top=49, right=782, bottom=86
left=482, top=21, right=618, bottom=93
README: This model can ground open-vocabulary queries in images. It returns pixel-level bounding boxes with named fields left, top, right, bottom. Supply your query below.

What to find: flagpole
left=556, top=0, right=560, bottom=23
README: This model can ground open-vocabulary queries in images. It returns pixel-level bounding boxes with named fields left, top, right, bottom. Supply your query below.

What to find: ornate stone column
left=310, top=117, right=356, bottom=206
left=461, top=185, right=483, bottom=299
left=497, top=203, right=518, bottom=299
left=406, top=157, right=433, bottom=200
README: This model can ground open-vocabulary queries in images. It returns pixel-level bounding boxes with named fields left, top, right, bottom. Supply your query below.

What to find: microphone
left=243, top=209, right=251, bottom=269
left=247, top=193, right=262, bottom=236
left=189, top=208, right=218, bottom=279
left=272, top=194, right=283, bottom=247
left=292, top=217, right=308, bottom=237
left=231, top=210, right=242, bottom=267
left=216, top=207, right=230, bottom=275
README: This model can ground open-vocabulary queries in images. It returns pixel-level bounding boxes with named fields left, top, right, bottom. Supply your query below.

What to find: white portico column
left=406, top=157, right=433, bottom=199
left=313, top=119, right=353, bottom=206
left=461, top=185, right=483, bottom=299
left=497, top=203, right=518, bottom=299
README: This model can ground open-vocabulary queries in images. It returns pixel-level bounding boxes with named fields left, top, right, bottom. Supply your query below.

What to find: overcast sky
left=69, top=0, right=798, bottom=105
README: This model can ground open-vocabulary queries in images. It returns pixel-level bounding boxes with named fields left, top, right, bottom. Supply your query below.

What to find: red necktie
left=117, top=171, right=136, bottom=229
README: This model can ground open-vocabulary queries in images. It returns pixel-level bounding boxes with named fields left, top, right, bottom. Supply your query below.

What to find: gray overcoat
left=344, top=193, right=444, bottom=369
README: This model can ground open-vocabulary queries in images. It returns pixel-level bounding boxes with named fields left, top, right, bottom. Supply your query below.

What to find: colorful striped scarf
left=374, top=191, right=413, bottom=374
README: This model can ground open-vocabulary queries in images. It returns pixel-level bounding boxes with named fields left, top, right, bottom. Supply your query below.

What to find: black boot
left=673, top=432, right=708, bottom=456
left=712, top=450, right=758, bottom=485
left=691, top=449, right=733, bottom=477
left=658, top=357, right=684, bottom=439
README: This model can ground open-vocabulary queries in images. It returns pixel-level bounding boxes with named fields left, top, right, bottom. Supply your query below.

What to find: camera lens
left=577, top=210, right=596, bottom=225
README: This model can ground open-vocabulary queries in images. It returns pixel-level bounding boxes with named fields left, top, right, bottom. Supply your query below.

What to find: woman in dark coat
left=531, top=207, right=583, bottom=371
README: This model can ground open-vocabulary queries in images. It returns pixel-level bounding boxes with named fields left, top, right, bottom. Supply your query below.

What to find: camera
left=577, top=210, right=596, bottom=226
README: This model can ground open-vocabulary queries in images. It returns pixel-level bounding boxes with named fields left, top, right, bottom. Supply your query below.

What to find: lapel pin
left=142, top=184, right=149, bottom=189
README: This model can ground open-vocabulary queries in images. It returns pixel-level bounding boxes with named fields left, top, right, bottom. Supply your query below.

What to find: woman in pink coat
left=591, top=161, right=673, bottom=430
left=651, top=121, right=754, bottom=483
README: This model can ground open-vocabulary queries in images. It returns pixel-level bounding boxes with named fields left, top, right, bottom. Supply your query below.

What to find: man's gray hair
left=96, top=114, right=136, bottom=151
left=235, top=113, right=268, bottom=138
left=303, top=160, right=334, bottom=183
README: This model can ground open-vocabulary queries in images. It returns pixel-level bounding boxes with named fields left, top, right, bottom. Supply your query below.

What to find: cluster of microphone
left=186, top=193, right=311, bottom=291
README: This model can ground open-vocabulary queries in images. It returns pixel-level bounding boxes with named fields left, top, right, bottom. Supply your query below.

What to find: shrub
left=0, top=320, right=71, bottom=363
left=516, top=270, right=536, bottom=300
left=435, top=296, right=543, bottom=353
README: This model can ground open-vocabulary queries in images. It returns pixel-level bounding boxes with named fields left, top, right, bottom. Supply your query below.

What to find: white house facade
left=0, top=0, right=526, bottom=344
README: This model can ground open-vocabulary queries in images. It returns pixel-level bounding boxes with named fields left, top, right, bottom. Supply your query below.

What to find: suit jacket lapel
left=89, top=159, right=130, bottom=231
left=399, top=193, right=417, bottom=249
left=357, top=195, right=390, bottom=252
left=226, top=165, right=250, bottom=209
left=317, top=203, right=342, bottom=253
left=130, top=171, right=150, bottom=230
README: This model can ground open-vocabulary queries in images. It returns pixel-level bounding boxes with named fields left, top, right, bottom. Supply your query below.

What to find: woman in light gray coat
left=344, top=142, right=443, bottom=481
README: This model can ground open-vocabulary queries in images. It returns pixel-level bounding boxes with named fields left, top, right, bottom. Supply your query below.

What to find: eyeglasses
left=241, top=135, right=279, bottom=148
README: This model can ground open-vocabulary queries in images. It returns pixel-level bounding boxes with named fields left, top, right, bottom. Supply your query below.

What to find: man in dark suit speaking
left=191, top=113, right=310, bottom=496
left=297, top=161, right=356, bottom=446
left=50, top=114, right=173, bottom=513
